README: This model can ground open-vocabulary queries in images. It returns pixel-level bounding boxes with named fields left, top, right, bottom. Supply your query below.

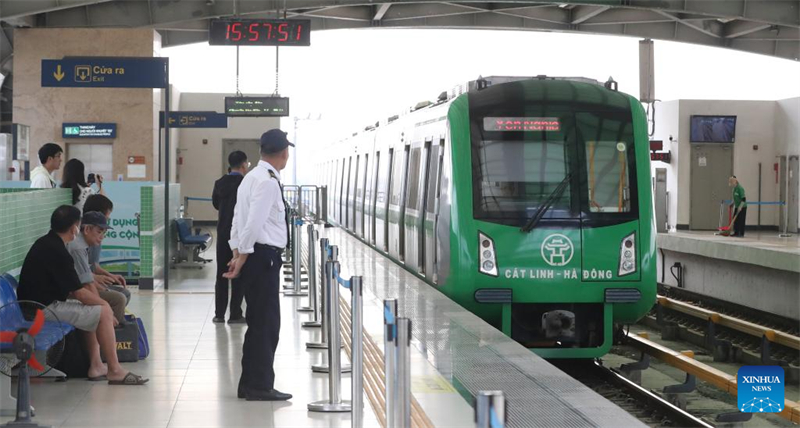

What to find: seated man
left=83, top=195, right=130, bottom=304
left=16, top=205, right=147, bottom=385
left=66, top=211, right=127, bottom=324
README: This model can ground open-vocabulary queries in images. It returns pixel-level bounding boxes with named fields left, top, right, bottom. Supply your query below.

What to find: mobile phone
left=87, top=173, right=96, bottom=184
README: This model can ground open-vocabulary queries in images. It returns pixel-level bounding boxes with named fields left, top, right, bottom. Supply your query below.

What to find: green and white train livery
left=317, top=76, right=656, bottom=359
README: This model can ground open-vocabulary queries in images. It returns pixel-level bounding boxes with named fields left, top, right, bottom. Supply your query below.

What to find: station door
left=690, top=144, right=733, bottom=230
left=222, top=139, right=261, bottom=175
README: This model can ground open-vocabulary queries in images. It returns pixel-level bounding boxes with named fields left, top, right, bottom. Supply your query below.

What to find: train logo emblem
left=541, top=234, right=574, bottom=267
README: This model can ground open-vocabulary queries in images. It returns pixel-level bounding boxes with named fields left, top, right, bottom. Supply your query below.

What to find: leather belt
left=254, top=243, right=284, bottom=255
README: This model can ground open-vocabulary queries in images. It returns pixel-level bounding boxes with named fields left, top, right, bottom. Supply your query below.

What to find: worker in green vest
left=729, top=175, right=747, bottom=237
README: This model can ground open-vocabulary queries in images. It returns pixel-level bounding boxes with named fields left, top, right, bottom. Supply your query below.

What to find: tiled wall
left=139, top=184, right=180, bottom=289
left=0, top=189, right=72, bottom=276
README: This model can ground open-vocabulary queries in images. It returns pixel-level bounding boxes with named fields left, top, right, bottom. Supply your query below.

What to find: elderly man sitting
left=16, top=205, right=147, bottom=385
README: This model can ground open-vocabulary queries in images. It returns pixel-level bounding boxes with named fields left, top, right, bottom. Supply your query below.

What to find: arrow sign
left=42, top=57, right=168, bottom=88
left=53, top=65, right=65, bottom=82
left=159, top=111, right=228, bottom=128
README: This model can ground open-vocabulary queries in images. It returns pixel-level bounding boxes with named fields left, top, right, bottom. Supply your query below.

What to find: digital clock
left=209, top=19, right=311, bottom=46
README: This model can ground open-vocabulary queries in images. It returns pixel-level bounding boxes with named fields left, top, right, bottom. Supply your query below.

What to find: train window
left=390, top=147, right=409, bottom=206
left=472, top=137, right=574, bottom=225
left=406, top=147, right=422, bottom=210
left=575, top=111, right=637, bottom=216
left=585, top=141, right=630, bottom=213
left=425, top=144, right=441, bottom=213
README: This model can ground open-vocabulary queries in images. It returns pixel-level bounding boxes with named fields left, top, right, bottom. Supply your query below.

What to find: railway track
left=554, top=359, right=712, bottom=427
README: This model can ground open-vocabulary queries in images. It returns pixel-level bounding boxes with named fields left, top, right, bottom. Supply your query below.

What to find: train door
left=423, top=140, right=443, bottom=279
left=347, top=155, right=361, bottom=233
left=341, top=157, right=350, bottom=226
left=403, top=143, right=424, bottom=272
left=376, top=149, right=393, bottom=252
left=360, top=154, right=369, bottom=238
left=370, top=151, right=381, bottom=246
left=388, top=146, right=410, bottom=261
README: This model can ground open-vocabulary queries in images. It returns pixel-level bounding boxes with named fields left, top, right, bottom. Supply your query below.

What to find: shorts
left=44, top=300, right=103, bottom=332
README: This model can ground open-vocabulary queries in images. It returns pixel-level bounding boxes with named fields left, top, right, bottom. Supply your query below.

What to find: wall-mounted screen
left=690, top=115, right=736, bottom=143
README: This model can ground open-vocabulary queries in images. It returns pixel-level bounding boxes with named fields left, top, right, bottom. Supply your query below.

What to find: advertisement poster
left=98, top=182, right=148, bottom=281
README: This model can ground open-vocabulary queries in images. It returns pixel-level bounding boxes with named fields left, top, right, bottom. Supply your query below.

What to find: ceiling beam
left=570, top=5, right=610, bottom=25
left=0, top=0, right=113, bottom=20
left=724, top=20, right=773, bottom=38
left=373, top=3, right=392, bottom=21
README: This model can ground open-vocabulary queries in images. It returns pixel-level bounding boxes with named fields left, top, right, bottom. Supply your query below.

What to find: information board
left=225, top=97, right=289, bottom=117
left=63, top=123, right=117, bottom=139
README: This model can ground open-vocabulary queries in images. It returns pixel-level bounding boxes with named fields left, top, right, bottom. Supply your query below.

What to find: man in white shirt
left=224, top=129, right=293, bottom=401
left=30, top=143, right=63, bottom=188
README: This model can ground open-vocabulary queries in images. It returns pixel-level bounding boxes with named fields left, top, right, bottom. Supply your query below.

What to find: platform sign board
left=225, top=97, right=289, bottom=117
left=159, top=111, right=228, bottom=128
left=41, top=57, right=168, bottom=88
left=63, top=123, right=117, bottom=139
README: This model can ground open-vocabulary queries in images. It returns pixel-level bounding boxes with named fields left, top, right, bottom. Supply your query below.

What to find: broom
left=717, top=206, right=740, bottom=236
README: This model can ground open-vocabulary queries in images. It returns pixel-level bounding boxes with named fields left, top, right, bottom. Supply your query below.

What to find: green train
left=316, top=76, right=656, bottom=359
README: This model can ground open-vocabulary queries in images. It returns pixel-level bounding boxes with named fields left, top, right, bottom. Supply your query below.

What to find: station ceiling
left=0, top=1, right=798, bottom=61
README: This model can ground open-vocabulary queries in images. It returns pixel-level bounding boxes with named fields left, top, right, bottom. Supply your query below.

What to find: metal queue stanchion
left=308, top=249, right=352, bottom=413
left=383, top=299, right=398, bottom=426
left=475, top=391, right=506, bottom=428
left=391, top=318, right=412, bottom=428
left=298, top=224, right=318, bottom=313
left=283, top=212, right=297, bottom=290
left=312, top=244, right=351, bottom=373
left=351, top=276, right=364, bottom=428
left=285, top=214, right=307, bottom=297
left=306, top=241, right=333, bottom=345
left=303, top=237, right=327, bottom=329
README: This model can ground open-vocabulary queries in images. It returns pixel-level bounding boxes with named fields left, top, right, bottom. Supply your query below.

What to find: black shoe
left=227, top=317, right=246, bottom=324
left=245, top=388, right=292, bottom=401
left=212, top=317, right=225, bottom=323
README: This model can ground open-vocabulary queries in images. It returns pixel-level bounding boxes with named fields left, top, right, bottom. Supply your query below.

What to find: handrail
left=627, top=332, right=800, bottom=423
left=657, top=295, right=800, bottom=350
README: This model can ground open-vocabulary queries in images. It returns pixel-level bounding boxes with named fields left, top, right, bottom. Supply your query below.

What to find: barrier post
left=307, top=244, right=336, bottom=348
left=285, top=215, right=307, bottom=296
left=392, top=318, right=412, bottom=428
left=311, top=244, right=351, bottom=373
left=475, top=391, right=506, bottom=428
left=308, top=257, right=352, bottom=413
left=383, top=299, right=398, bottom=427
left=351, top=276, right=364, bottom=428
left=283, top=211, right=296, bottom=290
left=298, top=225, right=318, bottom=313
left=303, top=237, right=327, bottom=328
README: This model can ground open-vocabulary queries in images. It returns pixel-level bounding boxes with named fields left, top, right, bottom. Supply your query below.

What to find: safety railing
left=284, top=185, right=328, bottom=224
left=623, top=332, right=800, bottom=424
left=288, top=224, right=432, bottom=428
left=182, top=196, right=212, bottom=218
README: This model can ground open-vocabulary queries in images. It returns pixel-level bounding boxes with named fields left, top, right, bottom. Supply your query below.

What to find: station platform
left=657, top=231, right=800, bottom=320
left=2, top=226, right=644, bottom=428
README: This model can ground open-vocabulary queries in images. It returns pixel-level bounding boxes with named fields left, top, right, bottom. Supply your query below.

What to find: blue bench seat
left=0, top=274, right=76, bottom=351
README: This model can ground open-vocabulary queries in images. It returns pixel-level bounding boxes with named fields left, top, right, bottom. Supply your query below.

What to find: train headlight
left=618, top=233, right=636, bottom=277
left=478, top=232, right=498, bottom=277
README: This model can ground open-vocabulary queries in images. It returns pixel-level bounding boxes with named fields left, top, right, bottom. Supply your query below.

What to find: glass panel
left=472, top=139, right=572, bottom=225
left=585, top=141, right=631, bottom=213
left=406, top=147, right=421, bottom=210
left=425, top=145, right=441, bottom=213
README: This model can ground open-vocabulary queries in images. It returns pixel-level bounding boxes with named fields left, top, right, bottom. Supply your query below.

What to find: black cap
left=82, top=211, right=113, bottom=230
left=260, top=129, right=294, bottom=154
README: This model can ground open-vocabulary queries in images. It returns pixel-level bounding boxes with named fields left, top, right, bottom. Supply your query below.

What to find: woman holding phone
left=61, top=159, right=105, bottom=212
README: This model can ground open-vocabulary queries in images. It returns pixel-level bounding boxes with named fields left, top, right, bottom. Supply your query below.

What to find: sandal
left=108, top=372, right=149, bottom=385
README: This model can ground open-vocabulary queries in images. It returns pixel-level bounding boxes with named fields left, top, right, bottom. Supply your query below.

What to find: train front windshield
left=470, top=109, right=637, bottom=227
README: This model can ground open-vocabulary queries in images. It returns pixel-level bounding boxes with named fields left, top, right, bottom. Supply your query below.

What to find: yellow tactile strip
left=340, top=296, right=436, bottom=428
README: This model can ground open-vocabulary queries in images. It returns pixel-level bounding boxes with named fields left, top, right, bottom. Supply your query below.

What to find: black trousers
left=215, top=239, right=244, bottom=319
left=237, top=245, right=282, bottom=392
left=733, top=206, right=747, bottom=237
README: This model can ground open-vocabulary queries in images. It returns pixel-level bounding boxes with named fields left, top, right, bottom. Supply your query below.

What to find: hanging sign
left=225, top=97, right=289, bottom=117
left=159, top=111, right=228, bottom=128
left=42, top=57, right=168, bottom=88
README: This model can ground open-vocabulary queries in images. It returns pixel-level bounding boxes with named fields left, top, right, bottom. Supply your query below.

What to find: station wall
left=176, top=93, right=278, bottom=222
left=13, top=28, right=161, bottom=181
left=651, top=97, right=800, bottom=231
